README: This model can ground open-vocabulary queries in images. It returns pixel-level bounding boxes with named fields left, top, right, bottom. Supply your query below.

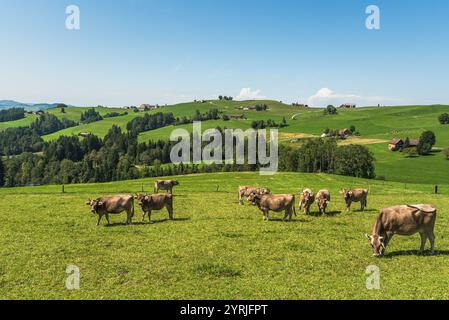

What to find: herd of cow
left=86, top=180, right=437, bottom=257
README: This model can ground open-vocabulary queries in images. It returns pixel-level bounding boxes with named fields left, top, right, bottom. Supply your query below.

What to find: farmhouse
left=138, top=104, right=159, bottom=112
left=237, top=105, right=257, bottom=111
left=388, top=138, right=403, bottom=151
left=388, top=138, right=419, bottom=151
left=292, top=103, right=309, bottom=108
left=337, top=128, right=352, bottom=139
left=31, top=110, right=45, bottom=116
left=340, top=104, right=356, bottom=108
left=78, top=132, right=92, bottom=138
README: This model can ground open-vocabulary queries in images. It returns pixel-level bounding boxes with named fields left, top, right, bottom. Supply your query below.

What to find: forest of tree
left=0, top=107, right=25, bottom=122
left=0, top=113, right=77, bottom=156
left=80, top=108, right=103, bottom=124
left=278, top=138, right=375, bottom=179
left=0, top=126, right=377, bottom=187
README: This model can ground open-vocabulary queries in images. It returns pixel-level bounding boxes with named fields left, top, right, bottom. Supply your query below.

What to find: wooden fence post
left=62, top=184, right=65, bottom=193
left=435, top=185, right=439, bottom=194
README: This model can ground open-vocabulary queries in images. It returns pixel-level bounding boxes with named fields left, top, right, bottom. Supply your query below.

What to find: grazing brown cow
left=238, top=186, right=271, bottom=205
left=248, top=192, right=296, bottom=221
left=299, top=188, right=315, bottom=215
left=135, top=193, right=174, bottom=223
left=86, top=195, right=134, bottom=226
left=341, top=188, right=368, bottom=211
left=366, top=204, right=437, bottom=257
left=154, top=180, right=179, bottom=194
left=315, top=189, right=331, bottom=215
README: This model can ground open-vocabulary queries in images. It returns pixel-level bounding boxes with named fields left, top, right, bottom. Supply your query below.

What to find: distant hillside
left=0, top=100, right=68, bottom=111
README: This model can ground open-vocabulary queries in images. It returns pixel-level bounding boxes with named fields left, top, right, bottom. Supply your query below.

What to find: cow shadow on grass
left=383, top=250, right=449, bottom=258
left=104, top=217, right=191, bottom=227
left=268, top=218, right=308, bottom=223
left=351, top=209, right=377, bottom=213
left=306, top=210, right=342, bottom=217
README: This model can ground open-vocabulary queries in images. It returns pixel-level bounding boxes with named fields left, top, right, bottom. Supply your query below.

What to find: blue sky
left=0, top=0, right=448, bottom=107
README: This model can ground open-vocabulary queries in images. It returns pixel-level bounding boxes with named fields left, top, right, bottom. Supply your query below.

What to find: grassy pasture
left=0, top=114, right=37, bottom=130
left=1, top=172, right=449, bottom=300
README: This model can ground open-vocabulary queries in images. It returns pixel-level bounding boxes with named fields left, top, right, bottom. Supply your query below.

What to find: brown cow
left=248, top=192, right=296, bottom=221
left=238, top=186, right=271, bottom=205
left=299, top=188, right=315, bottom=215
left=135, top=193, right=174, bottom=223
left=154, top=180, right=179, bottom=194
left=341, top=188, right=368, bottom=211
left=86, top=195, right=134, bottom=226
left=315, top=189, right=331, bottom=215
left=366, top=204, right=437, bottom=257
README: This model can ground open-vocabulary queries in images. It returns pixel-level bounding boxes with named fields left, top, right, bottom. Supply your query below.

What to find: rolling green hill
left=1, top=101, right=449, bottom=185
left=1, top=172, right=449, bottom=299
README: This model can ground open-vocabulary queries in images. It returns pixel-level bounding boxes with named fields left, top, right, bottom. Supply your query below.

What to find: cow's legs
left=239, top=192, right=244, bottom=205
left=263, top=210, right=269, bottom=221
left=167, top=206, right=174, bottom=220
left=141, top=210, right=147, bottom=222
left=419, top=232, right=428, bottom=253
left=148, top=210, right=153, bottom=223
left=126, top=210, right=133, bottom=225
left=96, top=214, right=103, bottom=226
left=105, top=213, right=111, bottom=225
left=428, top=231, right=435, bottom=253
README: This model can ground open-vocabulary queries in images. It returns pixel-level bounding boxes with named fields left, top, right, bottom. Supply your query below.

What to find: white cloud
left=307, top=88, right=402, bottom=107
left=236, top=88, right=266, bottom=101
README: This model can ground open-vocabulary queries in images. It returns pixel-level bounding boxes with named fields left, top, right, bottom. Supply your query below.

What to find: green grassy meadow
left=1, top=172, right=449, bottom=300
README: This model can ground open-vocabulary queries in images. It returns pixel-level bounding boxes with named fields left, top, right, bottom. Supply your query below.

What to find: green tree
left=324, top=105, right=337, bottom=115
left=334, top=144, right=375, bottom=179
left=417, top=131, right=436, bottom=155
left=0, top=157, right=4, bottom=187
left=438, top=113, right=449, bottom=124
left=403, top=137, right=410, bottom=149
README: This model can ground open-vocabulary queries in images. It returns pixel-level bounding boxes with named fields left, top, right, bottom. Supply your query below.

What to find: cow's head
left=301, top=189, right=314, bottom=203
left=134, top=194, right=146, bottom=205
left=135, top=194, right=151, bottom=207
left=173, top=180, right=180, bottom=186
left=248, top=192, right=262, bottom=205
left=86, top=199, right=103, bottom=214
left=341, top=189, right=353, bottom=202
left=365, top=234, right=386, bottom=257
left=316, top=197, right=328, bottom=210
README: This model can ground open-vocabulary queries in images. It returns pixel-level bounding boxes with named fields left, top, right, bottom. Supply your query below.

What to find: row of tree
left=251, top=118, right=287, bottom=129
left=0, top=124, right=378, bottom=187
left=0, top=107, right=25, bottom=122
left=279, top=138, right=376, bottom=178
left=80, top=108, right=103, bottom=124
left=0, top=113, right=77, bottom=156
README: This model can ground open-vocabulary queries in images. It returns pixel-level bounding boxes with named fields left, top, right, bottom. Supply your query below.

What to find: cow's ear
left=365, top=234, right=372, bottom=240
left=97, top=201, right=103, bottom=206
left=85, top=200, right=91, bottom=205
left=144, top=196, right=149, bottom=201
left=378, top=236, right=384, bottom=241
